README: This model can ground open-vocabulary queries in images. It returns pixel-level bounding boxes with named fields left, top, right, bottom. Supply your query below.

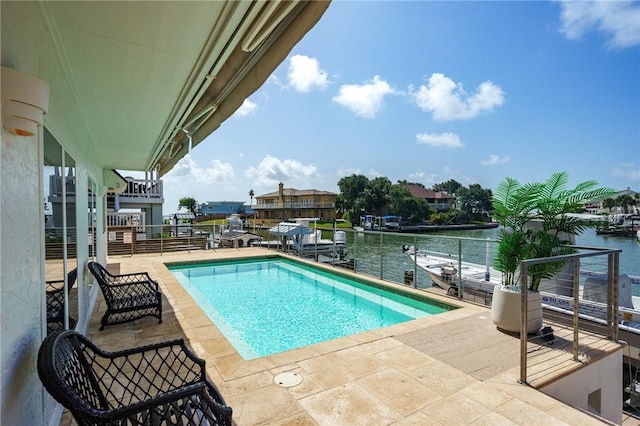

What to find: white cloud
left=161, top=155, right=237, bottom=212
left=408, top=169, right=438, bottom=183
left=333, top=75, right=395, bottom=118
left=235, top=99, right=258, bottom=116
left=416, top=132, right=464, bottom=148
left=337, top=167, right=362, bottom=177
left=368, top=169, right=382, bottom=178
left=267, top=74, right=281, bottom=87
left=412, top=73, right=505, bottom=121
left=244, top=155, right=318, bottom=187
left=482, top=154, right=511, bottom=165
left=409, top=170, right=426, bottom=180
left=164, top=155, right=235, bottom=184
left=612, top=162, right=640, bottom=182
left=431, top=166, right=476, bottom=188
left=557, top=0, right=640, bottom=48
left=287, top=54, right=329, bottom=92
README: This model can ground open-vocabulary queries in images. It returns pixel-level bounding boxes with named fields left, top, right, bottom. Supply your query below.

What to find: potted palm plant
left=490, top=172, right=615, bottom=334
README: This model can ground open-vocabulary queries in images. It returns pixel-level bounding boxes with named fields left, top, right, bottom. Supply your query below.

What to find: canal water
left=256, top=225, right=638, bottom=290
left=324, top=227, right=640, bottom=291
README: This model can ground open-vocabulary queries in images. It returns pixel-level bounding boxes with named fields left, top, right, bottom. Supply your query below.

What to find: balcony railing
left=116, top=178, right=163, bottom=199
left=254, top=202, right=335, bottom=210
left=49, top=176, right=163, bottom=200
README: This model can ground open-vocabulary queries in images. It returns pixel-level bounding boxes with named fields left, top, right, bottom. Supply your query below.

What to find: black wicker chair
left=46, top=268, right=78, bottom=335
left=38, top=330, right=233, bottom=426
left=88, top=262, right=162, bottom=330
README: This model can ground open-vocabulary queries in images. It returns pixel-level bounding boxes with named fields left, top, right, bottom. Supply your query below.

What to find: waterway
left=325, top=227, right=639, bottom=290
left=256, top=226, right=638, bottom=288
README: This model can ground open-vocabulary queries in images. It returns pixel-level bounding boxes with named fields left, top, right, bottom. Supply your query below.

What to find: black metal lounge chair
left=87, top=262, right=162, bottom=330
left=46, top=268, right=78, bottom=335
left=37, top=330, right=233, bottom=426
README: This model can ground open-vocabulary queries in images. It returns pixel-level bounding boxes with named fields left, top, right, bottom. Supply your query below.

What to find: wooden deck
left=396, top=310, right=624, bottom=389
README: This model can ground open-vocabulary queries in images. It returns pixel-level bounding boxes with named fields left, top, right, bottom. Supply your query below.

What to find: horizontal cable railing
left=518, top=248, right=622, bottom=386
left=46, top=224, right=624, bottom=385
left=254, top=202, right=335, bottom=209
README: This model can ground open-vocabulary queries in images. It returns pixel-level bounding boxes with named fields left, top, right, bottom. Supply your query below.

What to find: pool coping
left=84, top=248, right=607, bottom=426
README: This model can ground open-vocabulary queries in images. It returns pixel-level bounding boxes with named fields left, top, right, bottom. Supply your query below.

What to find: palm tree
left=617, top=194, right=635, bottom=214
left=492, top=172, right=616, bottom=291
left=602, top=197, right=617, bottom=213
left=249, top=189, right=255, bottom=230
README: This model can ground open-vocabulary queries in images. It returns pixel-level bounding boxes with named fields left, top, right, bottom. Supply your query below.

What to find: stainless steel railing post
left=413, top=235, right=418, bottom=289
left=572, top=259, right=579, bottom=360
left=520, top=261, right=528, bottom=384
left=457, top=240, right=462, bottom=300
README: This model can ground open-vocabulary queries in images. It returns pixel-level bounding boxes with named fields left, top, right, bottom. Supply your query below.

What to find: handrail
left=45, top=223, right=625, bottom=388
left=518, top=248, right=621, bottom=384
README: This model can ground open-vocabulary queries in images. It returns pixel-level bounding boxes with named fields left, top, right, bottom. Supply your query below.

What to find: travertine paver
left=299, top=382, right=403, bottom=425
left=423, top=392, right=491, bottom=425
left=356, top=368, right=442, bottom=415
left=55, top=249, right=614, bottom=426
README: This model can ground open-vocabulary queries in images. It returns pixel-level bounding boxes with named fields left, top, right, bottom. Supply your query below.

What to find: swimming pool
left=169, top=257, right=455, bottom=359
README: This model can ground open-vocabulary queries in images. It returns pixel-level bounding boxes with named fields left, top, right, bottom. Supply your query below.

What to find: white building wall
left=1, top=5, right=107, bottom=423
left=0, top=129, right=47, bottom=425
left=540, top=349, right=623, bottom=425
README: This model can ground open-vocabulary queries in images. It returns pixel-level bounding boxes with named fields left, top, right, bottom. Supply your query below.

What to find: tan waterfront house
left=253, top=182, right=337, bottom=224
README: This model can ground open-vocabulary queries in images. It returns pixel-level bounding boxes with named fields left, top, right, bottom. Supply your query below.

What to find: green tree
left=337, top=174, right=369, bottom=216
left=178, top=197, right=198, bottom=216
left=457, top=184, right=493, bottom=222
left=249, top=189, right=254, bottom=206
left=388, top=186, right=432, bottom=222
left=432, top=179, right=462, bottom=195
left=396, top=180, right=425, bottom=188
left=616, top=194, right=635, bottom=214
left=364, top=177, right=392, bottom=215
left=602, top=197, right=617, bottom=212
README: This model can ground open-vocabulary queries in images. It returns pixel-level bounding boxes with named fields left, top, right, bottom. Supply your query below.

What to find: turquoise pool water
left=169, top=258, right=454, bottom=359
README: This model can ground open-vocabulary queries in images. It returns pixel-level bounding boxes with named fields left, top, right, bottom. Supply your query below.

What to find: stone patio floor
left=56, top=248, right=620, bottom=425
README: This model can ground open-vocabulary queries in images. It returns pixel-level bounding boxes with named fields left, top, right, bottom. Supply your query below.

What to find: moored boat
left=402, top=243, right=640, bottom=333
left=258, top=218, right=348, bottom=258
left=401, top=244, right=502, bottom=295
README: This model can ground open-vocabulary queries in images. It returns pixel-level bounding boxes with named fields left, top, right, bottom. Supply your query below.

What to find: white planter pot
left=491, top=285, right=543, bottom=334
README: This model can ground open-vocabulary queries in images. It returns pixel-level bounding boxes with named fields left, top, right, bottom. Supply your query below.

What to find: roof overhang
left=103, top=169, right=128, bottom=194
left=1, top=1, right=330, bottom=176
left=152, top=1, right=331, bottom=176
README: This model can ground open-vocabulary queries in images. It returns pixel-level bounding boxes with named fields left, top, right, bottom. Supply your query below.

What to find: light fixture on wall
left=1, top=67, right=49, bottom=136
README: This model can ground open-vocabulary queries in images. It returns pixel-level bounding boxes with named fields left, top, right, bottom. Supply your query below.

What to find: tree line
left=178, top=178, right=638, bottom=225
left=601, top=194, right=640, bottom=214
left=336, top=174, right=493, bottom=225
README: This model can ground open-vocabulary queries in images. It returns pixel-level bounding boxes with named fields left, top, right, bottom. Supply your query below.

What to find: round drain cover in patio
left=274, top=371, right=303, bottom=387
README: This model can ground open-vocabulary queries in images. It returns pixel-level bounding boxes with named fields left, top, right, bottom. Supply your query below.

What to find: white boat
left=360, top=215, right=376, bottom=230
left=402, top=244, right=503, bottom=295
left=403, top=243, right=640, bottom=334
left=216, top=214, right=261, bottom=248
left=265, top=218, right=348, bottom=258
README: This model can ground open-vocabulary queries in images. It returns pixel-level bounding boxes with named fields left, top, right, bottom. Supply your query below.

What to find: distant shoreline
left=397, top=222, right=499, bottom=233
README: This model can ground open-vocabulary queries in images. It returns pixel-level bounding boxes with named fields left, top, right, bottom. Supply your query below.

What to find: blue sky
left=154, top=0, right=640, bottom=214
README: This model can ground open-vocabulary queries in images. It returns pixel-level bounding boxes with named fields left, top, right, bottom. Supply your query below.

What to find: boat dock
left=399, top=222, right=499, bottom=233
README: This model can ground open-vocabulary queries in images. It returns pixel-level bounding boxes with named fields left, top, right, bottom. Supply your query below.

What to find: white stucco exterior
left=1, top=92, right=103, bottom=426
left=541, top=347, right=623, bottom=424
left=1, top=129, right=47, bottom=425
